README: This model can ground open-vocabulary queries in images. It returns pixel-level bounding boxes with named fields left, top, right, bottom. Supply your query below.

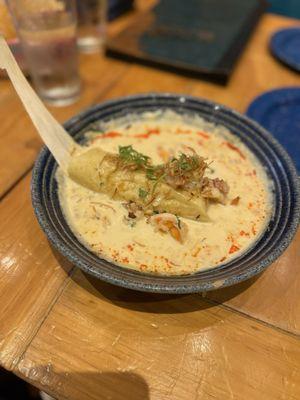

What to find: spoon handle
left=0, top=35, right=77, bottom=170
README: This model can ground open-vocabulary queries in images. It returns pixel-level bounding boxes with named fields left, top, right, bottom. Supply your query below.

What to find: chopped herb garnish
left=114, top=144, right=230, bottom=223
left=168, top=153, right=201, bottom=174
left=146, top=166, right=158, bottom=180
left=138, top=188, right=149, bottom=199
left=119, top=145, right=165, bottom=182
left=151, top=173, right=166, bottom=195
left=118, top=145, right=209, bottom=192
left=119, top=145, right=150, bottom=168
left=145, top=165, right=164, bottom=181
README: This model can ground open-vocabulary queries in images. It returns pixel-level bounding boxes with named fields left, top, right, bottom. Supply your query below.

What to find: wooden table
left=0, top=4, right=299, bottom=399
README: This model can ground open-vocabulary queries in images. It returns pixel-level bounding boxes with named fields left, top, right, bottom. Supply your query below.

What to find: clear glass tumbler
left=6, top=0, right=81, bottom=106
left=76, top=0, right=106, bottom=53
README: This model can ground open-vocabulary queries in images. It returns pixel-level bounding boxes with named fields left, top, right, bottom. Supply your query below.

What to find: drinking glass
left=76, top=0, right=106, bottom=53
left=6, top=0, right=81, bottom=106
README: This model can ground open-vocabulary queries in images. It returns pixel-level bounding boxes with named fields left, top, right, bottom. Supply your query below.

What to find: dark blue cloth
left=246, top=88, right=300, bottom=173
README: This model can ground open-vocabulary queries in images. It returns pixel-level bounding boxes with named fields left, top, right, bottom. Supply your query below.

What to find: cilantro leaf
left=138, top=188, right=148, bottom=199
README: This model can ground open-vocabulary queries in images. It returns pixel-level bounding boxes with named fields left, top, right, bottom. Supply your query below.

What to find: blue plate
left=270, top=27, right=300, bottom=72
left=31, top=94, right=300, bottom=293
left=246, top=87, right=300, bottom=173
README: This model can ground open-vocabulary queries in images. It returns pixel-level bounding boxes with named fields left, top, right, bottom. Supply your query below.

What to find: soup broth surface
left=57, top=111, right=272, bottom=275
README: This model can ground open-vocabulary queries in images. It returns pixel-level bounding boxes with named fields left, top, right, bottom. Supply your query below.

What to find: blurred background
left=0, top=0, right=299, bottom=104
left=270, top=0, right=300, bottom=18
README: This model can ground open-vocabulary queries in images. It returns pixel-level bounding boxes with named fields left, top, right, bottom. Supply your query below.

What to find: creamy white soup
left=56, top=111, right=273, bottom=275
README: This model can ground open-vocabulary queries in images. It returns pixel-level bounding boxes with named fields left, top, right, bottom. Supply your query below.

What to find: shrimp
left=149, top=213, right=188, bottom=243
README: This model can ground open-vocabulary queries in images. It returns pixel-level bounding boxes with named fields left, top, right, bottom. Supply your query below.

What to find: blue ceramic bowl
left=31, top=94, right=300, bottom=293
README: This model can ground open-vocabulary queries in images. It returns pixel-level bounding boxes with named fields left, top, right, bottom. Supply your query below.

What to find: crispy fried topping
left=124, top=201, right=143, bottom=220
left=201, top=178, right=230, bottom=204
left=163, top=152, right=208, bottom=190
left=119, top=145, right=233, bottom=236
left=231, top=196, right=240, bottom=205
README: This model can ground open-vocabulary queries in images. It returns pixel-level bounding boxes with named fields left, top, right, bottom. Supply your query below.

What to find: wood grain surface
left=0, top=5, right=299, bottom=400
left=207, top=229, right=300, bottom=335
left=0, top=174, right=74, bottom=370
left=16, top=270, right=300, bottom=400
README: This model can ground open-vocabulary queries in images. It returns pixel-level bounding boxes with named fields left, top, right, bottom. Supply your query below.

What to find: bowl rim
left=31, top=93, right=300, bottom=293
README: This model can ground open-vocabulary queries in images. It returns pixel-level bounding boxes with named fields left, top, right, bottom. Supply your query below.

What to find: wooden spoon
left=0, top=35, right=78, bottom=170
